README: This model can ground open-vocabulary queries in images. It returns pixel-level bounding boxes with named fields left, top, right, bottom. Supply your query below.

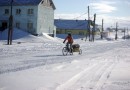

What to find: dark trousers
left=66, top=42, right=72, bottom=52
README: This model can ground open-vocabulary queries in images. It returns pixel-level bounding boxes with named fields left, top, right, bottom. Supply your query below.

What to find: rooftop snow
left=0, top=0, right=42, bottom=6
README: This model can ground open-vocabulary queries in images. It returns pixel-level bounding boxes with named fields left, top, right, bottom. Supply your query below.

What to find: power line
left=56, top=12, right=88, bottom=20
left=73, top=12, right=88, bottom=20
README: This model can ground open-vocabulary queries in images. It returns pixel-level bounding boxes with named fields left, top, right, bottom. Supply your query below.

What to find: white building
left=0, top=0, right=56, bottom=36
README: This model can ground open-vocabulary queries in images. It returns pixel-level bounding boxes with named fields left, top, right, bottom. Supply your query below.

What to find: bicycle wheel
left=62, top=47, right=68, bottom=56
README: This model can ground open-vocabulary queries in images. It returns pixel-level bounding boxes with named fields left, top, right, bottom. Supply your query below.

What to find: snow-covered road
left=0, top=40, right=126, bottom=74
left=0, top=37, right=130, bottom=90
left=56, top=40, right=130, bottom=90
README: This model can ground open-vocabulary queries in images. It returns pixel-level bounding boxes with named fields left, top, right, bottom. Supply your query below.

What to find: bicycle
left=62, top=44, right=73, bottom=56
left=62, top=43, right=82, bottom=56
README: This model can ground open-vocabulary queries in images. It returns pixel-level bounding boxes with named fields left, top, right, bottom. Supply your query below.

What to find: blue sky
left=53, top=0, right=130, bottom=28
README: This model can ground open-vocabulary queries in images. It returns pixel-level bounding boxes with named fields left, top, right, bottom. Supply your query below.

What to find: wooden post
left=88, top=6, right=91, bottom=41
left=92, top=14, right=96, bottom=41
left=127, top=27, right=129, bottom=36
left=124, top=28, right=126, bottom=39
left=101, top=19, right=104, bottom=39
left=115, top=22, right=118, bottom=40
left=8, top=0, right=13, bottom=45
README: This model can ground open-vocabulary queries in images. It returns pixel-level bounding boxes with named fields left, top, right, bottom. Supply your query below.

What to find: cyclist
left=63, top=33, right=73, bottom=52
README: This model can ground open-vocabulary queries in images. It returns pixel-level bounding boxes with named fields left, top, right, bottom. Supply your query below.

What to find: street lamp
left=7, top=0, right=13, bottom=45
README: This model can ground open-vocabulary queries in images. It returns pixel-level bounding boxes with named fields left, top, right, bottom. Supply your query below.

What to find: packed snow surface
left=0, top=29, right=130, bottom=90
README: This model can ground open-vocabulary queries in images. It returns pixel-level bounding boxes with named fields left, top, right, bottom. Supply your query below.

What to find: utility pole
left=124, top=27, right=126, bottom=39
left=101, top=19, right=104, bottom=39
left=127, top=27, right=129, bottom=36
left=8, top=0, right=13, bottom=45
left=115, top=22, right=118, bottom=40
left=128, top=28, right=130, bottom=39
left=92, top=14, right=96, bottom=41
left=88, top=6, right=91, bottom=41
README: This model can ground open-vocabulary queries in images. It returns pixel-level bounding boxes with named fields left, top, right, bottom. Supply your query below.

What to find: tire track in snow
left=56, top=63, right=98, bottom=90
left=86, top=61, right=116, bottom=90
left=0, top=52, right=81, bottom=75
left=94, top=62, right=115, bottom=90
left=56, top=59, right=116, bottom=90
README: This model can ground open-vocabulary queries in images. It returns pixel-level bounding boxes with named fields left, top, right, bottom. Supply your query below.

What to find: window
left=79, top=32, right=84, bottom=35
left=56, top=31, right=60, bottom=34
left=5, top=9, right=9, bottom=15
left=27, top=9, right=33, bottom=15
left=66, top=31, right=71, bottom=34
left=50, top=2, right=53, bottom=6
left=27, top=22, right=33, bottom=30
left=16, top=9, right=21, bottom=15
left=16, top=22, right=20, bottom=29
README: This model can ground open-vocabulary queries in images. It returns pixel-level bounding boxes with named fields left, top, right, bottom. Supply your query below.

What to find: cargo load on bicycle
left=72, top=44, right=80, bottom=52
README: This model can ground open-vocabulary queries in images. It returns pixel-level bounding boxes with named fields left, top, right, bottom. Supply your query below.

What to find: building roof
left=0, top=0, right=41, bottom=5
left=54, top=19, right=89, bottom=30
left=0, top=0, right=56, bottom=9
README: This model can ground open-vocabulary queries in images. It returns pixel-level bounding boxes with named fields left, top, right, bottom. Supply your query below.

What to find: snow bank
left=0, top=28, right=32, bottom=40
